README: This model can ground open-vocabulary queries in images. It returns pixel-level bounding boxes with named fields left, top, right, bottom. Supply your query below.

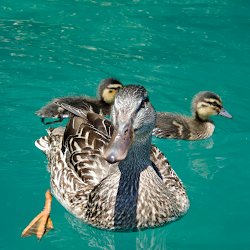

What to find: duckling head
left=98, top=78, right=123, bottom=104
left=103, top=85, right=156, bottom=164
left=192, top=91, right=232, bottom=121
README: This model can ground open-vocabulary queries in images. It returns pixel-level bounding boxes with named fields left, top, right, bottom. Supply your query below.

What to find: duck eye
left=206, top=100, right=222, bottom=109
left=138, top=96, right=149, bottom=111
left=140, top=100, right=146, bottom=109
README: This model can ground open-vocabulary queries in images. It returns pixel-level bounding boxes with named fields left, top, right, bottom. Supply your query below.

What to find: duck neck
left=118, top=134, right=152, bottom=174
left=113, top=135, right=151, bottom=229
left=195, top=111, right=211, bottom=122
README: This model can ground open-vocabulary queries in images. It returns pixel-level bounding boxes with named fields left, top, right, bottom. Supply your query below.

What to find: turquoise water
left=1, top=0, right=250, bottom=249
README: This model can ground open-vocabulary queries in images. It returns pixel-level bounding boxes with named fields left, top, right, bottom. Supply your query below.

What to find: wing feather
left=150, top=145, right=184, bottom=189
left=153, top=112, right=191, bottom=139
left=63, top=114, right=116, bottom=188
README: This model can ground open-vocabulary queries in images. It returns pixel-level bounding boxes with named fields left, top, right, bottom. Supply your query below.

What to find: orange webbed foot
left=21, top=190, right=53, bottom=240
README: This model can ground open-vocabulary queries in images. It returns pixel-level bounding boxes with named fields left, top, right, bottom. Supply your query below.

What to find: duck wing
left=36, top=96, right=92, bottom=118
left=36, top=96, right=110, bottom=125
left=153, top=112, right=191, bottom=139
left=60, top=102, right=114, bottom=137
left=150, top=145, right=184, bottom=188
left=36, top=110, right=117, bottom=218
left=63, top=113, right=115, bottom=188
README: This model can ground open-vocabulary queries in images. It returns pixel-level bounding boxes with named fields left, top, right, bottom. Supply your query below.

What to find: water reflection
left=190, top=155, right=226, bottom=180
left=188, top=138, right=214, bottom=150
left=64, top=213, right=172, bottom=250
left=186, top=138, right=229, bottom=180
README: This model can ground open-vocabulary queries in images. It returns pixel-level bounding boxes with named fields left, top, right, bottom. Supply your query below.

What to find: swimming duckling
left=22, top=85, right=189, bottom=239
left=153, top=91, right=232, bottom=140
left=36, top=78, right=123, bottom=124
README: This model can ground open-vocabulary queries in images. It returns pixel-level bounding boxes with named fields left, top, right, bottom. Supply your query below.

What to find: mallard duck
left=22, top=85, right=189, bottom=239
left=153, top=91, right=232, bottom=140
left=36, top=78, right=123, bottom=124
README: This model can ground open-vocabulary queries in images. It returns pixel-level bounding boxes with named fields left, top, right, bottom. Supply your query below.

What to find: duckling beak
left=103, top=121, right=134, bottom=164
left=219, top=108, right=232, bottom=119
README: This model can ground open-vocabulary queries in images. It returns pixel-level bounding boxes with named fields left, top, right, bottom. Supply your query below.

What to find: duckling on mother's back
left=153, top=91, right=232, bottom=140
left=36, top=78, right=123, bottom=124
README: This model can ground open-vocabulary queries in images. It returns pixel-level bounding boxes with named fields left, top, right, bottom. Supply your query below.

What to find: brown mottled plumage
left=22, top=85, right=189, bottom=239
left=153, top=91, right=232, bottom=140
left=36, top=78, right=123, bottom=124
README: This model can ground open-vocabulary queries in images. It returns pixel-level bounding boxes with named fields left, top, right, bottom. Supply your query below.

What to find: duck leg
left=21, top=190, right=53, bottom=240
left=41, top=117, right=64, bottom=125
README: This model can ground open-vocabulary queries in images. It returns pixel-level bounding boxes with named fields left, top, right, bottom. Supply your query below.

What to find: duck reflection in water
left=64, top=212, right=172, bottom=250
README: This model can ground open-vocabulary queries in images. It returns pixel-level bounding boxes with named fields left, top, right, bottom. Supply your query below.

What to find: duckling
left=36, top=78, right=123, bottom=124
left=22, top=85, right=189, bottom=239
left=153, top=91, right=232, bottom=140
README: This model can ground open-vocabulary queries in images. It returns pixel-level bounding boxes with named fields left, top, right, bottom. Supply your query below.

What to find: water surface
left=1, top=1, right=250, bottom=249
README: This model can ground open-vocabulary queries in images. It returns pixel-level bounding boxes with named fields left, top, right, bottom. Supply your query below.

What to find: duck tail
left=35, top=134, right=50, bottom=153
left=35, top=128, right=65, bottom=154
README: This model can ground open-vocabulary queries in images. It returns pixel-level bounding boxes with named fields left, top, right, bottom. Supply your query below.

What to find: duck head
left=103, top=85, right=156, bottom=164
left=192, top=91, right=232, bottom=121
left=98, top=78, right=123, bottom=104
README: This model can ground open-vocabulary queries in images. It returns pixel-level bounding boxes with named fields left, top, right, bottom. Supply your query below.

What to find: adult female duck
left=22, top=85, right=189, bottom=239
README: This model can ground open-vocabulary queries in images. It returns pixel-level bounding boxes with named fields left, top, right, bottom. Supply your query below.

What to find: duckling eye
left=109, top=90, right=114, bottom=93
left=205, top=101, right=222, bottom=109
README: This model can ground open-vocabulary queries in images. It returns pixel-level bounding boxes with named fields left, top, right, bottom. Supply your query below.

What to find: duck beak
left=219, top=108, right=232, bottom=119
left=103, top=121, right=134, bottom=164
